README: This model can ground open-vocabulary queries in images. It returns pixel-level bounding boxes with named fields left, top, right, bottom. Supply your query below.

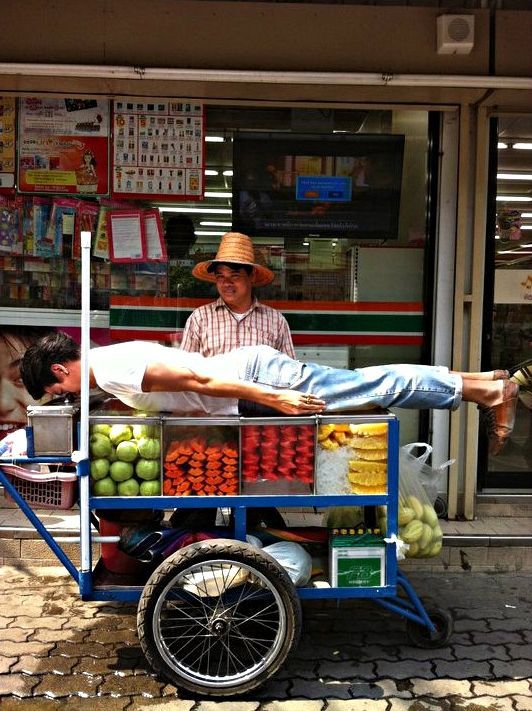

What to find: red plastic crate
left=1, top=464, right=77, bottom=510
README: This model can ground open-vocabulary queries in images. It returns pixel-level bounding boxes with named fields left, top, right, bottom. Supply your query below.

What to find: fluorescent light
left=195, top=230, right=226, bottom=236
left=497, top=142, right=508, bottom=149
left=522, top=213, right=532, bottom=218
left=205, top=136, right=224, bottom=143
left=302, top=241, right=310, bottom=246
left=498, top=249, right=532, bottom=255
left=200, top=221, right=232, bottom=227
left=496, top=196, right=532, bottom=202
left=498, top=173, right=532, bottom=180
left=204, top=191, right=232, bottom=198
left=158, top=207, right=232, bottom=214
left=222, top=170, right=233, bottom=177
left=513, top=143, right=532, bottom=150
left=204, top=169, right=219, bottom=176
left=521, top=225, right=532, bottom=230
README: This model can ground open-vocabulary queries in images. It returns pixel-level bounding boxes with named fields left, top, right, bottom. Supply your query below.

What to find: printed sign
left=18, top=97, right=110, bottom=195
left=494, top=269, right=532, bottom=304
left=0, top=97, right=16, bottom=191
left=111, top=99, right=204, bottom=200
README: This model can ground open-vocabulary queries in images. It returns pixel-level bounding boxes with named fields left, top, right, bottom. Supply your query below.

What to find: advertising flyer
left=0, top=97, right=16, bottom=191
left=112, top=99, right=204, bottom=200
left=18, top=97, right=110, bottom=195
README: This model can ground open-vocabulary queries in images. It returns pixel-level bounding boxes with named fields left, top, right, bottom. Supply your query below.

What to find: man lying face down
left=21, top=331, right=519, bottom=456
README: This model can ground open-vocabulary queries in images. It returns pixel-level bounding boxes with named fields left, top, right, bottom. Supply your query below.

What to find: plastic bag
left=400, top=442, right=453, bottom=505
left=387, top=443, right=447, bottom=559
left=262, top=541, right=312, bottom=586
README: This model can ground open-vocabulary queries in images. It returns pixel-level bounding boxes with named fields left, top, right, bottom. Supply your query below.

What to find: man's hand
left=269, top=390, right=326, bottom=415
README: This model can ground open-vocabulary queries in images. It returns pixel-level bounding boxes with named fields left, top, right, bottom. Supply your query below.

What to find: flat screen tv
left=232, top=132, right=405, bottom=240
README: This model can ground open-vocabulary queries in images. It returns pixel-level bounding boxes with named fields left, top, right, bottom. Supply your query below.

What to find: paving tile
left=472, top=680, right=532, bottom=696
left=196, top=703, right=260, bottom=711
left=290, top=678, right=352, bottom=699
left=452, top=643, right=511, bottom=660
left=327, top=701, right=388, bottom=710
left=1, top=640, right=54, bottom=657
left=458, top=698, right=514, bottom=710
left=11, top=654, right=77, bottom=675
left=318, top=660, right=376, bottom=680
left=130, top=701, right=194, bottom=711
left=409, top=678, right=473, bottom=697
left=98, top=672, right=165, bottom=697
left=433, top=659, right=492, bottom=679
left=261, top=702, right=323, bottom=711
left=374, top=660, right=433, bottom=680
left=513, top=695, right=532, bottom=710
left=490, top=659, right=532, bottom=678
left=0, top=672, right=39, bottom=697
left=32, top=672, right=102, bottom=698
left=0, top=698, right=60, bottom=710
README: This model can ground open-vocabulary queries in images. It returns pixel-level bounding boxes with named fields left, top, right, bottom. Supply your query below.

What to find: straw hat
left=192, top=232, right=274, bottom=287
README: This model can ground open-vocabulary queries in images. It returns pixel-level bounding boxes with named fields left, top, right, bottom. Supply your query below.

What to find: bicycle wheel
left=137, top=538, right=301, bottom=696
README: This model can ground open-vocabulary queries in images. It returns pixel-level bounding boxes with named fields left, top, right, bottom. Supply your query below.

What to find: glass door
left=481, top=116, right=532, bottom=491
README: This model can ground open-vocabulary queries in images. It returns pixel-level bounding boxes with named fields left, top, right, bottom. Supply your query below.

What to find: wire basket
left=1, top=464, right=78, bottom=510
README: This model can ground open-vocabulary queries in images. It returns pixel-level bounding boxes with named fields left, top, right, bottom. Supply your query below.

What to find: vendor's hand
left=271, top=390, right=326, bottom=415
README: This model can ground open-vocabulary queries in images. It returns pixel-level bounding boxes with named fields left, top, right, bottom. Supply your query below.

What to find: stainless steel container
left=27, top=404, right=79, bottom=456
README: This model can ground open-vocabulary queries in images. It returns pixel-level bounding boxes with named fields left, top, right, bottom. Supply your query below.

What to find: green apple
left=90, top=458, right=110, bottom=480
left=90, top=424, right=111, bottom=437
left=137, top=437, right=161, bottom=460
left=135, top=458, right=160, bottom=480
left=139, top=480, right=161, bottom=496
left=109, top=460, right=134, bottom=482
left=109, top=424, right=133, bottom=445
left=132, top=424, right=156, bottom=439
left=92, top=477, right=117, bottom=496
left=89, top=432, right=112, bottom=458
left=109, top=446, right=118, bottom=462
left=117, top=478, right=140, bottom=496
left=116, top=440, right=138, bottom=462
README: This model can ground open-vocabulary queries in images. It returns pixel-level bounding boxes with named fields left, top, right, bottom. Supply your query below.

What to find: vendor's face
left=0, top=336, right=37, bottom=436
left=45, top=362, right=82, bottom=397
left=214, top=265, right=254, bottom=313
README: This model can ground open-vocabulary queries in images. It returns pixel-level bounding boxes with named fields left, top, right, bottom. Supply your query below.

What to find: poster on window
left=17, top=97, right=110, bottom=196
left=111, top=99, right=204, bottom=200
left=0, top=97, right=16, bottom=192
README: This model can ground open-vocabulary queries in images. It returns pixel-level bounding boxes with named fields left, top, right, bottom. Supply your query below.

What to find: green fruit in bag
left=422, top=503, right=439, bottom=528
left=418, top=523, right=433, bottom=550
left=398, top=506, right=415, bottom=526
left=405, top=495, right=424, bottom=521
left=401, top=519, right=423, bottom=543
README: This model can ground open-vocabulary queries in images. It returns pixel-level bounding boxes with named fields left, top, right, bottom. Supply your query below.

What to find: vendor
left=22, top=332, right=518, bottom=456
left=181, top=231, right=295, bottom=358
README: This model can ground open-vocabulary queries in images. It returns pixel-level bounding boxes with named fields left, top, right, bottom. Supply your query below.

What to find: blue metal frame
left=0, top=412, right=435, bottom=634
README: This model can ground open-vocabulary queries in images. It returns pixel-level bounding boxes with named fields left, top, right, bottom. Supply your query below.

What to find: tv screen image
left=232, top=132, right=405, bottom=240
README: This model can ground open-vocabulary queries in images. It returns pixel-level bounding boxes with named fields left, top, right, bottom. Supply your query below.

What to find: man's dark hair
left=20, top=331, right=80, bottom=400
left=208, top=261, right=253, bottom=276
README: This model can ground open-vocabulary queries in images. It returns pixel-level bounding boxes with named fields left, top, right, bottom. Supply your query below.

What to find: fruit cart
left=0, top=233, right=453, bottom=697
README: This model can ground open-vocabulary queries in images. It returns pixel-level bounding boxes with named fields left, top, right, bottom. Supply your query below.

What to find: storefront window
left=484, top=116, right=532, bottom=491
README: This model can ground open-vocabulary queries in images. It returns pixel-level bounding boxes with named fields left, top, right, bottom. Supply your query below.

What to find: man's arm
left=141, top=361, right=324, bottom=415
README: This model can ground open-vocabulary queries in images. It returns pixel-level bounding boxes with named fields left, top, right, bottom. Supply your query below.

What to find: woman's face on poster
left=0, top=335, right=38, bottom=437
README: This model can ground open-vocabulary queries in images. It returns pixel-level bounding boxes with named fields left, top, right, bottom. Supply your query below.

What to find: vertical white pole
left=78, top=230, right=92, bottom=573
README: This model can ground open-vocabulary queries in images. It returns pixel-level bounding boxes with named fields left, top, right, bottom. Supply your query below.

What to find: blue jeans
left=237, top=346, right=461, bottom=413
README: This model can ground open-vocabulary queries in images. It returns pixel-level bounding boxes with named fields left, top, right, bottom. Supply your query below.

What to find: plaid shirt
left=180, top=297, right=296, bottom=358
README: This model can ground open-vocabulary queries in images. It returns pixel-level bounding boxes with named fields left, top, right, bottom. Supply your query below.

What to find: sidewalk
left=0, top=564, right=531, bottom=709
left=1, top=504, right=532, bottom=572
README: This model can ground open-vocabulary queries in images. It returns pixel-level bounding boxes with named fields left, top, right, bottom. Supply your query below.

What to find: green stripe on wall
left=110, top=308, right=423, bottom=334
